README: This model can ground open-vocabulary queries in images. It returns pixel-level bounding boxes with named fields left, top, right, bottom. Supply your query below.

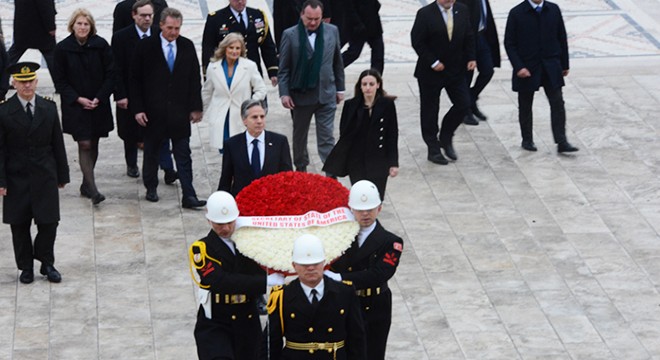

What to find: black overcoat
left=323, top=96, right=398, bottom=178
left=53, top=34, right=115, bottom=140
left=504, top=1, right=569, bottom=92
left=129, top=35, right=203, bottom=140
left=457, top=0, right=500, bottom=67
left=12, top=0, right=56, bottom=49
left=111, top=25, right=145, bottom=142
left=264, top=277, right=367, bottom=360
left=0, top=94, right=69, bottom=224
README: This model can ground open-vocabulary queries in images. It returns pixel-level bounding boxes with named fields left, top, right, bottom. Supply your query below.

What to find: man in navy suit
left=218, top=99, right=292, bottom=196
left=129, top=7, right=206, bottom=208
left=504, top=0, right=579, bottom=153
left=411, top=0, right=476, bottom=165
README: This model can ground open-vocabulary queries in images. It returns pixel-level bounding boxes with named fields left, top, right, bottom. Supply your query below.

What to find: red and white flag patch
left=393, top=242, right=403, bottom=252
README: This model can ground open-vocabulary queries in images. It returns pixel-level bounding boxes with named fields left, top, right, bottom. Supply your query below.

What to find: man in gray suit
left=278, top=0, right=345, bottom=173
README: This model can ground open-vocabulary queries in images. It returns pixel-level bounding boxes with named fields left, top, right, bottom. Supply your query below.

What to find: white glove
left=267, top=273, right=285, bottom=287
left=324, top=270, right=342, bottom=281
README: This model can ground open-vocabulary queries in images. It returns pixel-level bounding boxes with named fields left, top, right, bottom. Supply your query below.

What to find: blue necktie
left=167, top=43, right=174, bottom=72
left=251, top=139, right=261, bottom=177
left=535, top=5, right=542, bottom=13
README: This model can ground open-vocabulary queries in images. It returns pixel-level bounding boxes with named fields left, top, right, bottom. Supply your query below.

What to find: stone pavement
left=1, top=0, right=660, bottom=359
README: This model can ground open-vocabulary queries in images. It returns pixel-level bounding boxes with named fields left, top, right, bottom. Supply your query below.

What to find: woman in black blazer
left=324, top=69, right=398, bottom=200
left=53, top=9, right=114, bottom=205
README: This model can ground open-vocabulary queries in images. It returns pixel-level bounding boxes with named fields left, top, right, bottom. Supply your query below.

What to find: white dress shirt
left=245, top=131, right=265, bottom=169
left=300, top=279, right=325, bottom=303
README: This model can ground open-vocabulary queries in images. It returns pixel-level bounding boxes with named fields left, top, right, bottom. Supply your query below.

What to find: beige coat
left=202, top=57, right=267, bottom=149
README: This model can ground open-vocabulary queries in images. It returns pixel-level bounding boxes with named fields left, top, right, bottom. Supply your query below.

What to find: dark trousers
left=124, top=139, right=174, bottom=170
left=8, top=43, right=56, bottom=79
left=194, top=307, right=261, bottom=360
left=342, top=34, right=385, bottom=74
left=290, top=102, right=336, bottom=169
left=10, top=222, right=58, bottom=270
left=466, top=32, right=495, bottom=104
left=517, top=86, right=567, bottom=144
left=362, top=290, right=393, bottom=360
left=418, top=76, right=470, bottom=154
left=143, top=135, right=196, bottom=198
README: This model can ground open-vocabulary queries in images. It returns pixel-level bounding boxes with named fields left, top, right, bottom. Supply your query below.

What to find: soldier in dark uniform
left=264, top=234, right=367, bottom=360
left=202, top=0, right=279, bottom=86
left=326, top=180, right=403, bottom=360
left=0, top=62, right=70, bottom=284
left=7, top=0, right=57, bottom=80
left=189, top=191, right=285, bottom=360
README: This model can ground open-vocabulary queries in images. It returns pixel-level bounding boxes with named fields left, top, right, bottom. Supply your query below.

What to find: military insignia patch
left=393, top=242, right=403, bottom=252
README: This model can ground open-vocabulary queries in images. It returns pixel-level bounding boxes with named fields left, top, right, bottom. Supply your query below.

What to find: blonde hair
left=67, top=8, right=97, bottom=37
left=210, top=33, right=247, bottom=63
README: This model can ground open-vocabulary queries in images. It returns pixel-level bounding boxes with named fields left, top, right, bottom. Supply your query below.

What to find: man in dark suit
left=457, top=0, right=500, bottom=125
left=278, top=0, right=345, bottom=173
left=327, top=180, right=403, bottom=360
left=201, top=0, right=279, bottom=86
left=411, top=0, right=476, bottom=165
left=0, top=62, right=70, bottom=284
left=7, top=0, right=57, bottom=80
left=504, top=0, right=579, bottom=153
left=341, top=0, right=385, bottom=74
left=264, top=234, right=367, bottom=360
left=129, top=7, right=206, bottom=208
left=190, top=191, right=284, bottom=360
left=218, top=99, right=292, bottom=196
left=112, top=0, right=178, bottom=181
left=112, top=0, right=169, bottom=34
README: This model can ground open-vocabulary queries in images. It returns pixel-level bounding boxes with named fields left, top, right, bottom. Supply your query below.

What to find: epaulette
left=341, top=280, right=353, bottom=286
left=42, top=96, right=55, bottom=103
left=209, top=11, right=216, bottom=16
left=271, top=284, right=284, bottom=292
left=0, top=99, right=6, bottom=105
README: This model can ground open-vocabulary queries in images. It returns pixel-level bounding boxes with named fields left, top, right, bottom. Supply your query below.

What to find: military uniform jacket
left=0, top=94, right=70, bottom=224
left=330, top=221, right=402, bottom=292
left=194, top=230, right=266, bottom=322
left=265, top=277, right=367, bottom=360
left=323, top=96, right=398, bottom=178
left=201, top=6, right=278, bottom=78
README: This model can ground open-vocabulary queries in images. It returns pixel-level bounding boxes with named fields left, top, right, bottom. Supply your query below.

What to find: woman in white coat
left=202, top=32, right=267, bottom=153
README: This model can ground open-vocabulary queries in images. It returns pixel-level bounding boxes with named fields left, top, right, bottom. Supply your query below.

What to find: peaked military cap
left=7, top=62, right=40, bottom=81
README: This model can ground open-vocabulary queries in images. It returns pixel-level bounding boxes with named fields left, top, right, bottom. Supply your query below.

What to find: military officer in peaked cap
left=0, top=62, right=70, bottom=284
left=264, top=234, right=367, bottom=360
left=202, top=0, right=279, bottom=85
left=325, top=180, right=403, bottom=360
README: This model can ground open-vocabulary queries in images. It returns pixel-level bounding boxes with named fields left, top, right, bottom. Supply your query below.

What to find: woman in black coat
left=323, top=69, right=399, bottom=200
left=53, top=8, right=114, bottom=204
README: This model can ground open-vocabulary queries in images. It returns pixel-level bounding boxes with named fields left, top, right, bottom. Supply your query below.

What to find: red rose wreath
left=233, top=171, right=359, bottom=274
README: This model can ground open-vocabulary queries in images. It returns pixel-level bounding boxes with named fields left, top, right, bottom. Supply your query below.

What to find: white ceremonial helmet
left=348, top=180, right=382, bottom=210
left=292, top=234, right=326, bottom=265
left=205, top=191, right=240, bottom=223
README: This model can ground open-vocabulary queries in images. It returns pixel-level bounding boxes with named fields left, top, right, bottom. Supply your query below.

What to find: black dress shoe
left=442, top=144, right=458, bottom=161
left=427, top=153, right=448, bottom=165
left=19, top=269, right=34, bottom=284
left=126, top=165, right=140, bottom=178
left=91, top=192, right=106, bottom=205
left=521, top=141, right=538, bottom=152
left=472, top=104, right=487, bottom=120
left=463, top=114, right=479, bottom=126
left=182, top=196, right=207, bottom=209
left=164, top=170, right=178, bottom=185
left=145, top=189, right=159, bottom=202
left=40, top=264, right=61, bottom=283
left=557, top=142, right=579, bottom=153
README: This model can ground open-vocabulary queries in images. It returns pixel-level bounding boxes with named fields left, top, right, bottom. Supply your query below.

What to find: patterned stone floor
left=1, top=0, right=660, bottom=359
